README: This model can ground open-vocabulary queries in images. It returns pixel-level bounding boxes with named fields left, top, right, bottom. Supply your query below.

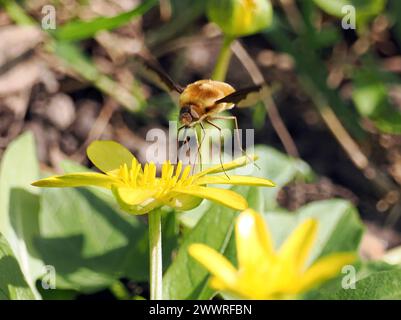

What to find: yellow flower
left=189, top=209, right=356, bottom=299
left=207, top=0, right=273, bottom=37
left=32, top=141, right=275, bottom=215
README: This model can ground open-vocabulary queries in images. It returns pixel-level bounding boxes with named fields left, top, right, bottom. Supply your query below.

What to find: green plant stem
left=149, top=209, right=162, bottom=300
left=212, top=35, right=235, bottom=81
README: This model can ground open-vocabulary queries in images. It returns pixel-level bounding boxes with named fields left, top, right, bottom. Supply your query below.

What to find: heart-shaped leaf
left=0, top=234, right=36, bottom=300
left=0, top=132, right=44, bottom=299
left=162, top=187, right=257, bottom=300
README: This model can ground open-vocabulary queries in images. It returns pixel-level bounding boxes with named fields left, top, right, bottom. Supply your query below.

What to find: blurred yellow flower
left=32, top=141, right=275, bottom=215
left=189, top=209, right=356, bottom=299
left=207, top=0, right=273, bottom=37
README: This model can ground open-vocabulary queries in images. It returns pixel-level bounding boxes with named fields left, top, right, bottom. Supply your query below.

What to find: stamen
left=174, top=161, right=183, bottom=179
left=149, top=162, right=157, bottom=184
left=161, top=162, right=169, bottom=180
left=168, top=174, right=178, bottom=187
left=118, top=165, right=124, bottom=179
left=167, top=166, right=174, bottom=179
left=131, top=158, right=137, bottom=170
left=132, top=164, right=141, bottom=186
left=163, top=179, right=175, bottom=192
left=130, top=166, right=135, bottom=183
left=143, top=163, right=149, bottom=185
left=186, top=176, right=195, bottom=186
left=180, top=165, right=191, bottom=182
left=121, top=163, right=129, bottom=182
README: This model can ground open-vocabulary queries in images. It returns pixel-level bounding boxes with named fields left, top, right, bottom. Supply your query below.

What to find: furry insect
left=138, top=58, right=267, bottom=171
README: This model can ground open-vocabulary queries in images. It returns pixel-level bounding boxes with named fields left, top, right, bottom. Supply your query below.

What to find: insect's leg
left=190, top=125, right=201, bottom=174
left=195, top=122, right=207, bottom=173
left=178, top=125, right=190, bottom=165
left=205, top=119, right=230, bottom=179
left=176, top=125, right=186, bottom=164
left=210, top=115, right=260, bottom=170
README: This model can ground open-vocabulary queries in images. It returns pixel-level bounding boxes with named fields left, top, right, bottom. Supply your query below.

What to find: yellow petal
left=209, top=277, right=229, bottom=291
left=195, top=175, right=275, bottom=187
left=127, top=201, right=162, bottom=215
left=31, top=172, right=117, bottom=188
left=174, top=185, right=248, bottom=211
left=161, top=193, right=203, bottom=211
left=297, top=253, right=356, bottom=293
left=194, top=155, right=258, bottom=178
left=87, top=140, right=137, bottom=173
left=235, top=209, right=275, bottom=270
left=112, top=186, right=157, bottom=205
left=278, top=218, right=318, bottom=270
left=111, top=185, right=161, bottom=215
left=189, top=244, right=238, bottom=287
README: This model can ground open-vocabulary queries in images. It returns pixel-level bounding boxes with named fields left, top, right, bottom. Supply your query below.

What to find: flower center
left=115, top=160, right=194, bottom=198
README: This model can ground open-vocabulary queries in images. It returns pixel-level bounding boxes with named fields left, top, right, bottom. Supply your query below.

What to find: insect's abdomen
left=179, top=80, right=235, bottom=113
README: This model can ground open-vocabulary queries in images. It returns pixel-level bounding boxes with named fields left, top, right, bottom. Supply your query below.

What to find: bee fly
left=137, top=57, right=268, bottom=173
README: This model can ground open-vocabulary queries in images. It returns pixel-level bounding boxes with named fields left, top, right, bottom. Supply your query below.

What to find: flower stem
left=149, top=209, right=162, bottom=300
left=212, top=35, right=235, bottom=81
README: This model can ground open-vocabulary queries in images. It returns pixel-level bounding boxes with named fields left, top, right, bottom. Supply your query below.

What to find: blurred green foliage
left=53, top=0, right=158, bottom=41
left=313, top=0, right=386, bottom=28
left=1, top=0, right=401, bottom=300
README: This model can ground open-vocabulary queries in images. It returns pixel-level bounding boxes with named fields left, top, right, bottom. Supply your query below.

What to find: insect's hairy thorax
left=179, top=80, right=236, bottom=111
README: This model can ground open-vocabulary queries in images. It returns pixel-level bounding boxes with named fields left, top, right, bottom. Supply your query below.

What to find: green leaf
left=161, top=210, right=179, bottom=271
left=327, top=269, right=401, bottom=299
left=264, top=199, right=364, bottom=262
left=173, top=198, right=363, bottom=300
left=313, top=27, right=341, bottom=49
left=312, top=0, right=386, bottom=26
left=162, top=188, right=252, bottom=300
left=261, top=199, right=365, bottom=300
left=305, top=260, right=400, bottom=299
left=0, top=234, right=36, bottom=300
left=390, top=0, right=401, bottom=48
left=1, top=135, right=154, bottom=295
left=179, top=145, right=313, bottom=228
left=35, top=187, right=148, bottom=292
left=34, top=160, right=177, bottom=293
left=53, top=0, right=158, bottom=41
left=226, top=199, right=363, bottom=300
left=0, top=132, right=44, bottom=299
left=253, top=145, right=314, bottom=211
left=252, top=102, right=267, bottom=129
left=353, top=81, right=387, bottom=117
left=352, top=69, right=401, bottom=134
left=37, top=162, right=144, bottom=290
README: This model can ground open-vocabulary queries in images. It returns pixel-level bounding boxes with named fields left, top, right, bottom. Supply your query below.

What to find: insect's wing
left=215, top=84, right=269, bottom=108
left=134, top=56, right=184, bottom=94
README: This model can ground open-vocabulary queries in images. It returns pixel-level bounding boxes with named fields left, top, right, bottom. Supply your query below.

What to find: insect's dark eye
left=180, top=106, right=191, bottom=115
